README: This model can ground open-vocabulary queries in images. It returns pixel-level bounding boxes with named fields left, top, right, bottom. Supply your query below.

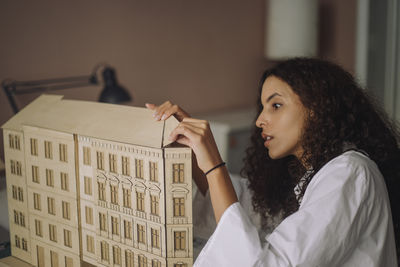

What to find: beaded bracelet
left=205, top=162, right=226, bottom=176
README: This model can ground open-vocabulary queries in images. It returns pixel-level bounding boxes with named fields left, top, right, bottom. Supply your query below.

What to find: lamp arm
left=2, top=74, right=98, bottom=114
left=11, top=81, right=96, bottom=95
left=13, top=75, right=94, bottom=88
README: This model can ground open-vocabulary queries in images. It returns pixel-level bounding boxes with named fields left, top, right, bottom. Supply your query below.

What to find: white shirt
left=194, top=151, right=398, bottom=267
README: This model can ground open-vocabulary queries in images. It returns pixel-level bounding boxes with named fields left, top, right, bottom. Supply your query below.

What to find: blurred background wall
left=0, top=0, right=357, bottom=159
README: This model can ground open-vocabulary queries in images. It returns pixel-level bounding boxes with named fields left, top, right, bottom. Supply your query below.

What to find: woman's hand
left=169, top=118, right=223, bottom=173
left=145, top=101, right=210, bottom=195
left=169, top=117, right=238, bottom=223
left=145, top=101, right=190, bottom=122
left=146, top=101, right=238, bottom=222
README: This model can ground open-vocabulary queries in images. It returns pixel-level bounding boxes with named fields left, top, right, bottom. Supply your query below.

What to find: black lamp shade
left=98, top=67, right=131, bottom=104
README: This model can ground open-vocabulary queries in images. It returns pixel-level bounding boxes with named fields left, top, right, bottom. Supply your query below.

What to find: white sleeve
left=194, top=156, right=372, bottom=267
left=193, top=173, right=261, bottom=240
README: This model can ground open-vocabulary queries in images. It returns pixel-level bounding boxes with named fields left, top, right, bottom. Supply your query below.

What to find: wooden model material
left=2, top=95, right=193, bottom=267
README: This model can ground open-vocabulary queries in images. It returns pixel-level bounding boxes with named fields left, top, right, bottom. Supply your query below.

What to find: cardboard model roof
left=1, top=94, right=179, bottom=148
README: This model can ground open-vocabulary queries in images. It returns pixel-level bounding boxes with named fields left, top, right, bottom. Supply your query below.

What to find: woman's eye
left=272, top=103, right=282, bottom=110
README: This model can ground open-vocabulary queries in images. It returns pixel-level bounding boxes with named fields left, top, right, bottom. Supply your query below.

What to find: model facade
left=2, top=95, right=193, bottom=267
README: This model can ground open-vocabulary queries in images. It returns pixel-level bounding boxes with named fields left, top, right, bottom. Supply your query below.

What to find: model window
left=30, top=138, right=38, bottom=156
left=37, top=246, right=45, bottom=267
left=15, top=161, right=22, bottom=176
left=64, top=229, right=72, bottom=248
left=65, top=257, right=73, bottom=267
left=12, top=186, right=17, bottom=200
left=122, top=156, right=130, bottom=176
left=173, top=197, right=185, bottom=217
left=46, top=169, right=54, bottom=187
left=15, top=136, right=21, bottom=150
left=125, top=250, right=134, bottom=267
left=48, top=197, right=55, bottom=215
left=149, top=162, right=158, bottom=182
left=21, top=238, right=27, bottom=251
left=124, top=220, right=132, bottom=239
left=32, top=166, right=40, bottom=183
left=84, top=176, right=92, bottom=195
left=97, top=151, right=104, bottom=170
left=172, top=163, right=184, bottom=183
left=111, top=216, right=119, bottom=236
left=123, top=188, right=131, bottom=208
left=135, top=159, right=144, bottom=178
left=35, top=220, right=42, bottom=237
left=150, top=195, right=159, bottom=215
left=174, top=231, right=186, bottom=251
left=100, top=241, right=109, bottom=262
left=151, top=228, right=160, bottom=248
left=152, top=260, right=161, bottom=267
left=8, top=135, right=20, bottom=150
left=33, top=193, right=41, bottom=210
left=138, top=255, right=147, bottom=267
left=110, top=185, right=118, bottom=205
left=99, top=213, right=107, bottom=231
left=10, top=160, right=16, bottom=175
left=49, top=224, right=57, bottom=242
left=136, top=191, right=144, bottom=212
left=62, top=201, right=70, bottom=220
left=59, top=144, right=68, bottom=162
left=83, top=146, right=91, bottom=165
left=17, top=187, right=23, bottom=201
left=61, top=172, right=69, bottom=191
left=19, top=212, right=25, bottom=227
left=44, top=141, right=53, bottom=159
left=50, top=251, right=58, bottom=267
left=9, top=134, right=14, bottom=149
left=113, top=246, right=121, bottom=265
left=85, top=206, right=93, bottom=225
left=13, top=210, right=19, bottom=225
left=86, top=235, right=94, bottom=253
left=109, top=154, right=117, bottom=173
left=15, top=235, right=20, bottom=248
left=98, top=182, right=106, bottom=201
left=137, top=224, right=146, bottom=244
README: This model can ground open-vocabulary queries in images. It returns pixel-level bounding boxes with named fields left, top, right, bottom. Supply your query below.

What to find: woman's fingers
left=145, top=101, right=190, bottom=122
left=145, top=103, right=156, bottom=110
left=156, top=101, right=177, bottom=120
left=169, top=121, right=203, bottom=143
left=169, top=119, right=222, bottom=172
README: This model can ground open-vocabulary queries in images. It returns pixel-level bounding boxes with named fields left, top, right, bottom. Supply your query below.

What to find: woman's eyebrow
left=266, top=92, right=282, bottom=103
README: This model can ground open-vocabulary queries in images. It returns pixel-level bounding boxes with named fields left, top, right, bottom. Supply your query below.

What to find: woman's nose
left=255, top=113, right=266, bottom=128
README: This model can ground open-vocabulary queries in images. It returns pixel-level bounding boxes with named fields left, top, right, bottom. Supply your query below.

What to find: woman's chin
left=267, top=150, right=287, bottom=160
left=267, top=150, right=279, bottom=159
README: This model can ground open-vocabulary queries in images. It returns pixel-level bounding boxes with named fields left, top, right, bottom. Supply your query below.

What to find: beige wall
left=0, top=0, right=357, bottom=159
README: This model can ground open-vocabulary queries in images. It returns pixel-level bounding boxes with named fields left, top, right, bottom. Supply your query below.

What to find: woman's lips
left=261, top=133, right=273, bottom=147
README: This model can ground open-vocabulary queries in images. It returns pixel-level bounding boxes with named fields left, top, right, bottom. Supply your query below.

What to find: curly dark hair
left=242, top=57, right=400, bottom=258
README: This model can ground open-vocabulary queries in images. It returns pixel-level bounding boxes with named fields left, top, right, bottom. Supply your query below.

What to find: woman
left=146, top=58, right=399, bottom=266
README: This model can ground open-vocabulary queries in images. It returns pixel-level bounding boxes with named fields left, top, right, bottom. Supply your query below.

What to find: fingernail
left=161, top=114, right=166, bottom=120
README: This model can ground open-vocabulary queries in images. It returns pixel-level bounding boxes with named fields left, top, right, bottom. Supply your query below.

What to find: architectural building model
left=2, top=95, right=193, bottom=267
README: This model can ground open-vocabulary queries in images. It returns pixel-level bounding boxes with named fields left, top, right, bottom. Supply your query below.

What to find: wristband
left=205, top=162, right=226, bottom=176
